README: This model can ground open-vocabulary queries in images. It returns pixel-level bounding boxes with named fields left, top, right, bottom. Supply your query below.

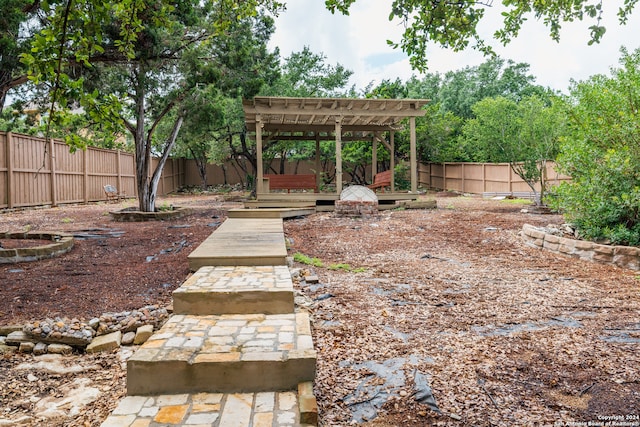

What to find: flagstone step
left=127, top=313, right=316, bottom=396
left=188, top=219, right=288, bottom=270
left=173, top=266, right=295, bottom=316
left=101, top=382, right=318, bottom=427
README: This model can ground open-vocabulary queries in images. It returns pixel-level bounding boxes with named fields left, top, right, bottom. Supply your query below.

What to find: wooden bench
left=367, top=170, right=392, bottom=192
left=104, top=184, right=126, bottom=203
left=264, top=174, right=318, bottom=193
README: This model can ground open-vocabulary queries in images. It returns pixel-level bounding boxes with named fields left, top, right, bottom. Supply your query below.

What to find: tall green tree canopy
left=0, top=0, right=43, bottom=112
left=551, top=47, right=640, bottom=245
left=21, top=0, right=282, bottom=211
left=325, top=1, right=638, bottom=71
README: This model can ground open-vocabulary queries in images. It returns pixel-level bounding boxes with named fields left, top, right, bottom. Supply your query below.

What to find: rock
left=0, top=416, right=33, bottom=425
left=33, top=342, right=48, bottom=355
left=0, top=344, right=16, bottom=355
left=27, top=373, right=38, bottom=382
left=6, top=331, right=31, bottom=346
left=305, top=275, right=320, bottom=284
left=47, top=343, right=73, bottom=355
left=86, top=331, right=121, bottom=353
left=0, top=324, right=23, bottom=336
left=88, top=318, right=100, bottom=329
left=121, top=331, right=135, bottom=345
left=19, top=342, right=35, bottom=353
left=133, top=324, right=154, bottom=345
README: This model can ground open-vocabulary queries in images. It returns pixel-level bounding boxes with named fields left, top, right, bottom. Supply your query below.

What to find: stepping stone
left=188, top=219, right=288, bottom=270
left=126, top=313, right=316, bottom=396
left=100, top=384, right=318, bottom=427
left=173, top=266, right=295, bottom=315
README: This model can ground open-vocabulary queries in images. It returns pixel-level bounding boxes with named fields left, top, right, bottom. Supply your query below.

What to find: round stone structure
left=335, top=185, right=379, bottom=217
left=0, top=231, right=74, bottom=264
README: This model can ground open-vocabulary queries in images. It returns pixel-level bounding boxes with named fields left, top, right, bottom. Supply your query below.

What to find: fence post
left=6, top=132, right=14, bottom=209
left=461, top=163, right=465, bottom=193
left=482, top=163, right=486, bottom=194
left=116, top=150, right=122, bottom=195
left=49, top=138, right=57, bottom=206
left=83, top=149, right=89, bottom=203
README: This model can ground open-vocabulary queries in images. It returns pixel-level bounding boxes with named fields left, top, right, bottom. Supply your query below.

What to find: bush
left=550, top=47, right=640, bottom=245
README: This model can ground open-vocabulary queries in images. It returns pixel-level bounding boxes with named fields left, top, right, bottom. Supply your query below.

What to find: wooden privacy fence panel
left=0, top=132, right=143, bottom=209
left=420, top=162, right=571, bottom=196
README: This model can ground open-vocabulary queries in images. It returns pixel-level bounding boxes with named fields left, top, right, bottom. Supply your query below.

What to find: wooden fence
left=1, top=131, right=571, bottom=209
left=0, top=132, right=183, bottom=209
left=419, top=162, right=570, bottom=196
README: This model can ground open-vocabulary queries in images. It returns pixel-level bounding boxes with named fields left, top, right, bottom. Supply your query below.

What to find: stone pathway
left=101, top=216, right=318, bottom=426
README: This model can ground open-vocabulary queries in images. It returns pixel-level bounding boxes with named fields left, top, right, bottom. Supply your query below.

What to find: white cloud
left=269, top=0, right=640, bottom=93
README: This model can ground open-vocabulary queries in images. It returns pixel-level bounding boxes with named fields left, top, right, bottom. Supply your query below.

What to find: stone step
left=173, top=266, right=295, bottom=316
left=101, top=382, right=318, bottom=427
left=127, top=313, right=316, bottom=396
left=188, top=219, right=288, bottom=271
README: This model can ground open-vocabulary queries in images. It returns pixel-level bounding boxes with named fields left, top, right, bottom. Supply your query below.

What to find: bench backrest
left=264, top=174, right=317, bottom=190
left=373, top=170, right=392, bottom=184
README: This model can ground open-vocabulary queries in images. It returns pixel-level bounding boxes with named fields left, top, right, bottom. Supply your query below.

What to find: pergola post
left=256, top=115, right=264, bottom=194
left=390, top=131, right=396, bottom=192
left=410, top=116, right=417, bottom=193
left=315, top=133, right=321, bottom=190
left=335, top=117, right=343, bottom=194
left=371, top=134, right=377, bottom=180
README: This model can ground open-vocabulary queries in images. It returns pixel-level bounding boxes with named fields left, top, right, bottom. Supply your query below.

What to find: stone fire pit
left=335, top=185, right=379, bottom=217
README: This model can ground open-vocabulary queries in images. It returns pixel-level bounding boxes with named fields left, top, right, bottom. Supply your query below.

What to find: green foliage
left=293, top=252, right=324, bottom=268
left=393, top=163, right=410, bottom=191
left=328, top=263, right=366, bottom=273
left=550, top=47, right=640, bottom=245
left=460, top=94, right=563, bottom=204
left=326, top=1, right=636, bottom=72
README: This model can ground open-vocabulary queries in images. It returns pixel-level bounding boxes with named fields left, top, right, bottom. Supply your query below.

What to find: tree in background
left=550, top=47, right=640, bottom=245
left=461, top=95, right=563, bottom=205
left=21, top=0, right=283, bottom=211
left=158, top=13, right=280, bottom=190
left=249, top=47, right=353, bottom=188
left=0, top=0, right=44, bottom=113
left=325, top=1, right=637, bottom=72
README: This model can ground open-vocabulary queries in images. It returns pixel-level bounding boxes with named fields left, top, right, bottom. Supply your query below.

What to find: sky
left=268, top=1, right=640, bottom=94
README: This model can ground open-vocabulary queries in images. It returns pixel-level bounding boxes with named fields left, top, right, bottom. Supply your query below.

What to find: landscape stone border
left=109, top=206, right=193, bottom=222
left=521, top=224, right=640, bottom=270
left=0, top=231, right=74, bottom=264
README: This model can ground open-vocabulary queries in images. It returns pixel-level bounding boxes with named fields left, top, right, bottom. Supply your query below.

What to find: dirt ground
left=1, top=194, right=639, bottom=426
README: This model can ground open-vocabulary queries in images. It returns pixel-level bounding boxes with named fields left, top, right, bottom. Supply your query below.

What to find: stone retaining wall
left=521, top=224, right=640, bottom=270
left=0, top=232, right=74, bottom=263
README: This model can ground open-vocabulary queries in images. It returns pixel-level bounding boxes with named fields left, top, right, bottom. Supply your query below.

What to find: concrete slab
left=188, top=219, right=288, bottom=270
left=173, top=266, right=295, bottom=315
left=100, top=386, right=318, bottom=427
left=126, top=313, right=316, bottom=395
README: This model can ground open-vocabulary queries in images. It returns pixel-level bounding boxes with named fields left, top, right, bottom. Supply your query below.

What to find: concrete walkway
left=101, top=215, right=318, bottom=427
left=188, top=219, right=288, bottom=270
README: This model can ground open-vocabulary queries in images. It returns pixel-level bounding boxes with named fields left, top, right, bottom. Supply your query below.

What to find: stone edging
left=0, top=231, right=74, bottom=264
left=521, top=224, right=640, bottom=270
left=109, top=206, right=193, bottom=222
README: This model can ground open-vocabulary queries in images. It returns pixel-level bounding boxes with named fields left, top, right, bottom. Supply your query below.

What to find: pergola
left=242, top=96, right=429, bottom=201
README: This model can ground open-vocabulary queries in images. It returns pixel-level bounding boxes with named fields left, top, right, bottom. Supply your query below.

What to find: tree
left=550, top=47, right=640, bottom=245
left=461, top=95, right=563, bottom=205
left=22, top=0, right=282, bottom=211
left=325, top=1, right=638, bottom=71
left=160, top=13, right=280, bottom=190
left=0, top=0, right=43, bottom=112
